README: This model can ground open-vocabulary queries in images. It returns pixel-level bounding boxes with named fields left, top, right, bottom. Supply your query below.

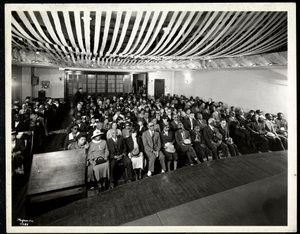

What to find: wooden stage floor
left=30, top=151, right=287, bottom=226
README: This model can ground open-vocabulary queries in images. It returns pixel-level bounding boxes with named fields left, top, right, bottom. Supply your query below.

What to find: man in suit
left=217, top=119, right=240, bottom=156
left=170, top=114, right=181, bottom=132
left=183, top=112, right=197, bottom=132
left=203, top=118, right=228, bottom=160
left=142, top=122, right=166, bottom=177
left=12, top=114, right=30, bottom=132
left=190, top=125, right=211, bottom=162
left=107, top=130, right=133, bottom=187
left=265, top=113, right=287, bottom=150
left=175, top=122, right=200, bottom=166
left=247, top=113, right=269, bottom=152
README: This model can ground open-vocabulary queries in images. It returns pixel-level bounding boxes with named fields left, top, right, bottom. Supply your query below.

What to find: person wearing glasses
left=64, top=123, right=80, bottom=150
left=142, top=122, right=166, bottom=177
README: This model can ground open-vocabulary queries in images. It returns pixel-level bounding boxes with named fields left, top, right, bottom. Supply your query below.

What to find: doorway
left=154, top=79, right=165, bottom=99
left=132, top=73, right=148, bottom=96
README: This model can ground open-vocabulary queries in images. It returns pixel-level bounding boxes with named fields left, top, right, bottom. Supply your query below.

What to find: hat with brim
left=91, top=129, right=104, bottom=139
left=183, top=139, right=191, bottom=145
left=165, top=143, right=176, bottom=153
left=265, top=132, right=275, bottom=138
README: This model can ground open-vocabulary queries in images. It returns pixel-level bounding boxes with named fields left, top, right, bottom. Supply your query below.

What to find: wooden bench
left=27, top=149, right=87, bottom=204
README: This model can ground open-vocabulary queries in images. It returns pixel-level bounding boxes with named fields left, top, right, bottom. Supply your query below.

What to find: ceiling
left=11, top=10, right=288, bottom=70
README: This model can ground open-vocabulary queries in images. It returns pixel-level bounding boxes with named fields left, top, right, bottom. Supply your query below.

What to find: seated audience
left=64, top=123, right=80, bottom=150
left=87, top=129, right=110, bottom=190
left=265, top=113, right=287, bottom=150
left=161, top=124, right=178, bottom=171
left=228, top=111, right=252, bottom=148
left=108, top=130, right=133, bottom=187
left=170, top=114, right=181, bottom=132
left=106, top=121, right=122, bottom=140
left=122, top=122, right=132, bottom=139
left=152, top=118, right=161, bottom=132
left=136, top=118, right=147, bottom=137
left=195, top=112, right=207, bottom=130
left=68, top=133, right=89, bottom=150
left=183, top=111, right=197, bottom=131
left=11, top=131, right=25, bottom=175
left=247, top=114, right=269, bottom=152
left=191, top=125, right=211, bottom=161
left=125, top=128, right=144, bottom=180
left=274, top=112, right=288, bottom=137
left=217, top=119, right=240, bottom=156
left=142, top=122, right=166, bottom=176
left=203, top=118, right=229, bottom=160
left=175, top=122, right=200, bottom=165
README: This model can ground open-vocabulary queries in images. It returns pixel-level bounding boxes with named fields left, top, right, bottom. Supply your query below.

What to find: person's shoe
left=195, top=158, right=201, bottom=164
left=161, top=169, right=166, bottom=173
left=109, top=183, right=115, bottom=189
left=190, top=163, right=194, bottom=166
left=126, top=180, right=132, bottom=184
left=147, top=171, right=152, bottom=177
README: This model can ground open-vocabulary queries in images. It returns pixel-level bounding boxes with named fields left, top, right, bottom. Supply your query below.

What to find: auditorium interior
left=7, top=4, right=296, bottom=232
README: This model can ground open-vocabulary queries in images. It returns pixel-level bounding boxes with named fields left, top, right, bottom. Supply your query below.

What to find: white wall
left=173, top=66, right=288, bottom=116
left=148, top=71, right=173, bottom=96
left=33, top=67, right=65, bottom=98
left=21, top=66, right=32, bottom=101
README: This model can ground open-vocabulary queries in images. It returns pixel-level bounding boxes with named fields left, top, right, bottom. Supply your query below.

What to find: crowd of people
left=11, top=96, right=65, bottom=174
left=11, top=90, right=288, bottom=190
left=60, top=89, right=288, bottom=191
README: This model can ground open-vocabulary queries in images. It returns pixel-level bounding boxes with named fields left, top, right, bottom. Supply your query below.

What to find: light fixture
left=81, top=16, right=92, bottom=21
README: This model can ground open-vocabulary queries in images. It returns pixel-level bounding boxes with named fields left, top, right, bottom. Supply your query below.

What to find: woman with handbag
left=125, top=127, right=144, bottom=180
left=87, top=129, right=110, bottom=190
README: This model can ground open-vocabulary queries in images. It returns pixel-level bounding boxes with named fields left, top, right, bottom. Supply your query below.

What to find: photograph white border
left=5, top=3, right=297, bottom=233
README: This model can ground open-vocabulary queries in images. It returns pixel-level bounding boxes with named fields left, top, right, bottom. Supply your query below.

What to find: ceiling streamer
left=11, top=10, right=287, bottom=69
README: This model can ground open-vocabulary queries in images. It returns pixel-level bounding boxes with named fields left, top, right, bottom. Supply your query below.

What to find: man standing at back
left=142, top=122, right=166, bottom=177
left=73, top=87, right=83, bottom=108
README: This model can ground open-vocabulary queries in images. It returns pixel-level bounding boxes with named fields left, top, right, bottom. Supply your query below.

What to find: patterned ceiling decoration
left=11, top=11, right=287, bottom=70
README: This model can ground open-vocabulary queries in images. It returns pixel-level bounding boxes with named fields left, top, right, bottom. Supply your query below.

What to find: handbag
left=95, top=156, right=106, bottom=165
left=226, top=138, right=233, bottom=145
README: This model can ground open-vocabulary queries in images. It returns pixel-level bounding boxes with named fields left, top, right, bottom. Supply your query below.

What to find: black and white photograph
left=4, top=3, right=297, bottom=233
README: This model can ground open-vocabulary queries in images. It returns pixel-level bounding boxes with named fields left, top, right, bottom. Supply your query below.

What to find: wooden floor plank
left=125, top=172, right=287, bottom=226
left=31, top=151, right=287, bottom=226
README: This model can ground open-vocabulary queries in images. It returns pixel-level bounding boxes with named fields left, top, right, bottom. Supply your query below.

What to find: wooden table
left=27, top=149, right=87, bottom=203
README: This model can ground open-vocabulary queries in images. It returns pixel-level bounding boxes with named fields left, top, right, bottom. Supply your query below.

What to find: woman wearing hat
left=87, top=129, right=110, bottom=190
left=125, top=127, right=144, bottom=180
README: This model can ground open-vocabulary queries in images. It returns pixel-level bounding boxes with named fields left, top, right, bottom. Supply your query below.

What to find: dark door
left=154, top=79, right=165, bottom=99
